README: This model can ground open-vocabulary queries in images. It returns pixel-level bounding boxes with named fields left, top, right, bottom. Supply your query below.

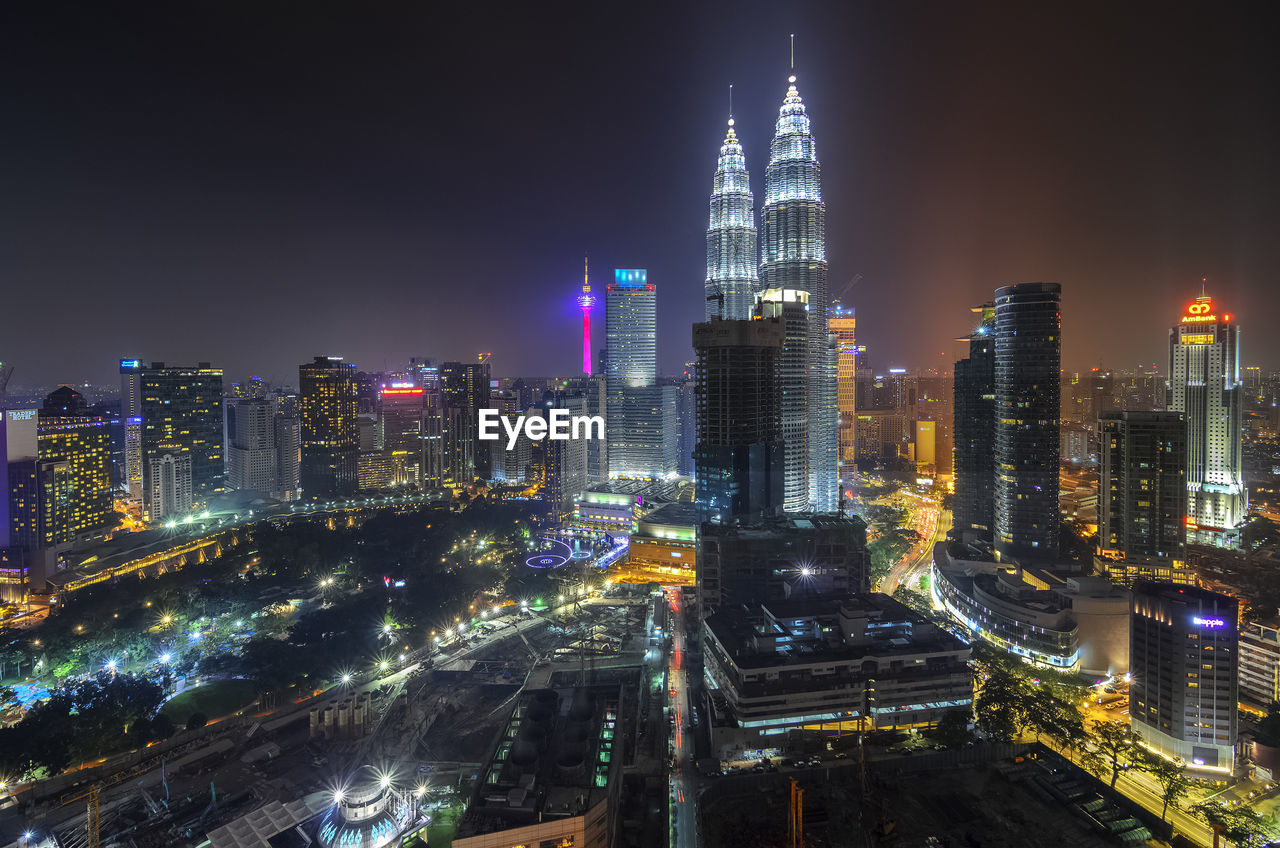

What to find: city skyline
left=5, top=3, right=1280, bottom=387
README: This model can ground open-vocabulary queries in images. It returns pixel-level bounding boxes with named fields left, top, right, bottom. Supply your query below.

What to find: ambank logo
left=478, top=409, right=604, bottom=450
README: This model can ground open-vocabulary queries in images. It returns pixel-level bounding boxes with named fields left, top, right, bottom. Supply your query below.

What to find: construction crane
left=59, top=783, right=102, bottom=848
left=788, top=777, right=804, bottom=848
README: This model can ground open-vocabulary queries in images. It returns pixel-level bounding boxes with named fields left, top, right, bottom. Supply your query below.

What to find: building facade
left=702, top=594, right=972, bottom=760
left=698, top=514, right=871, bottom=613
left=147, top=452, right=193, bottom=521
left=756, top=288, right=811, bottom=512
left=1239, top=621, right=1280, bottom=709
left=299, top=356, right=359, bottom=499
left=226, top=397, right=278, bottom=494
left=119, top=358, right=144, bottom=503
left=952, top=304, right=996, bottom=543
left=1167, top=293, right=1246, bottom=548
left=139, top=362, right=224, bottom=519
left=759, top=75, right=837, bottom=513
left=993, top=283, right=1061, bottom=561
left=36, top=388, right=113, bottom=545
left=692, top=317, right=785, bottom=525
left=1130, top=582, right=1238, bottom=774
left=1096, top=411, right=1187, bottom=579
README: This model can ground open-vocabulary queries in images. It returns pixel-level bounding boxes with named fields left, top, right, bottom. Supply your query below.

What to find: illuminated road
left=1032, top=733, right=1212, bottom=846
left=879, top=505, right=948, bottom=593
left=667, top=589, right=697, bottom=848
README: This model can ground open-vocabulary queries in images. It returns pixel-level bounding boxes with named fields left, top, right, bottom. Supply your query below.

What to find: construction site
left=0, top=594, right=657, bottom=848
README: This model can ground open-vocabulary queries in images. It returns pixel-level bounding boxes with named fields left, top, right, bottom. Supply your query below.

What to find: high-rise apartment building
left=760, top=75, right=837, bottom=513
left=953, top=304, right=996, bottom=542
left=299, top=356, right=359, bottom=499
left=705, top=117, right=758, bottom=321
left=139, top=362, right=224, bottom=519
left=36, top=388, right=112, bottom=545
left=148, top=452, right=193, bottom=521
left=993, top=283, right=1061, bottom=561
left=1097, top=411, right=1186, bottom=570
left=119, top=358, right=144, bottom=503
left=605, top=269, right=656, bottom=390
left=1167, top=293, right=1246, bottom=548
left=692, top=317, right=785, bottom=524
left=831, top=303, right=856, bottom=496
left=1130, top=582, right=1237, bottom=773
left=226, top=397, right=278, bottom=494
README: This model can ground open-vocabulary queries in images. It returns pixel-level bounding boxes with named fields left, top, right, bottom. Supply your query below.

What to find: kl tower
left=578, top=256, right=596, bottom=375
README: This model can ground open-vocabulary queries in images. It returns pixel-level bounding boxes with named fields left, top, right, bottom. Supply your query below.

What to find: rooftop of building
left=636, top=502, right=700, bottom=530
left=702, top=511, right=868, bottom=540
left=455, top=684, right=622, bottom=839
left=705, top=592, right=968, bottom=670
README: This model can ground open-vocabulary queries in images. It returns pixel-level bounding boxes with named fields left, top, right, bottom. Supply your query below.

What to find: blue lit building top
left=613, top=269, right=647, bottom=287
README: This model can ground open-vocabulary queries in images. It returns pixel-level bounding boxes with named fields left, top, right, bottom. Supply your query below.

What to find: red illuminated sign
left=1180, top=297, right=1218, bottom=324
left=382, top=387, right=424, bottom=396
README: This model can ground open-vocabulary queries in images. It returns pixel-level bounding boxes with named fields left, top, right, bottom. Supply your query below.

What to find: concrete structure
left=1130, top=582, right=1238, bottom=774
left=573, top=490, right=638, bottom=535
left=453, top=686, right=623, bottom=848
left=1239, top=620, right=1279, bottom=710
left=932, top=542, right=1130, bottom=675
left=702, top=593, right=972, bottom=760
left=1167, top=293, right=1247, bottom=548
left=226, top=397, right=278, bottom=494
left=147, top=452, right=193, bottom=521
left=698, top=513, right=870, bottom=613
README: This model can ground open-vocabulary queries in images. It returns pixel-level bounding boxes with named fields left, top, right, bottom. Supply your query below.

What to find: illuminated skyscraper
left=830, top=303, right=856, bottom=497
left=299, top=356, right=359, bottom=498
left=37, top=387, right=112, bottom=545
left=441, top=360, right=490, bottom=486
left=0, top=362, right=12, bottom=549
left=119, top=358, right=144, bottom=503
left=606, top=269, right=673, bottom=478
left=1167, top=292, right=1246, bottom=548
left=760, top=74, right=837, bottom=512
left=578, top=257, right=596, bottom=375
left=993, top=283, right=1061, bottom=561
left=705, top=115, right=758, bottom=320
left=139, top=362, right=224, bottom=519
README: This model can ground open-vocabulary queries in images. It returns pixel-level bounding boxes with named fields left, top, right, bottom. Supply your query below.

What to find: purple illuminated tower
left=578, top=256, right=596, bottom=375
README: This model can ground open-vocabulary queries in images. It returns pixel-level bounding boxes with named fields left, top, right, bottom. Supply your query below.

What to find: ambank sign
left=478, top=409, right=604, bottom=450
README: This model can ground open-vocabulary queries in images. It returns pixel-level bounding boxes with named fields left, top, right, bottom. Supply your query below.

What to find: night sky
left=4, top=1, right=1279, bottom=389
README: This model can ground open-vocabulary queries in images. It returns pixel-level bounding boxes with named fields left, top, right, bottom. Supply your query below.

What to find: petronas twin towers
left=705, top=74, right=838, bottom=514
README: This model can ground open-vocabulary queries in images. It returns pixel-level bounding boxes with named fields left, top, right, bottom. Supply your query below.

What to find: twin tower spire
left=704, top=62, right=837, bottom=514
left=705, top=71, right=826, bottom=325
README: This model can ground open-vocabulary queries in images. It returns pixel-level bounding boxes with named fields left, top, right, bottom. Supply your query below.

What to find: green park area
left=160, top=678, right=261, bottom=728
